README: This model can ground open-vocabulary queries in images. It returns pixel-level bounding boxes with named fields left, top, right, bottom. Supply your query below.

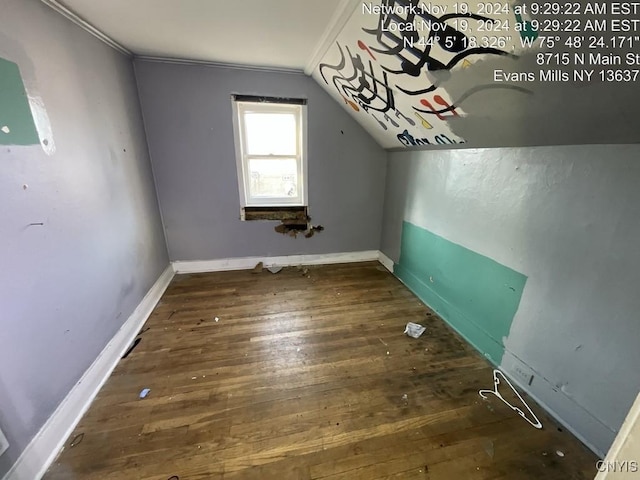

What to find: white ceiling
left=58, top=0, right=347, bottom=70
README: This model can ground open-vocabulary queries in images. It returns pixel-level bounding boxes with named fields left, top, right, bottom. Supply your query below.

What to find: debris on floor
left=121, top=337, right=141, bottom=359
left=479, top=369, right=543, bottom=429
left=69, top=433, right=84, bottom=448
left=139, top=388, right=151, bottom=399
left=556, top=450, right=565, bottom=457
left=252, top=261, right=263, bottom=273
left=483, top=440, right=495, bottom=458
left=404, top=322, right=426, bottom=338
left=267, top=266, right=283, bottom=274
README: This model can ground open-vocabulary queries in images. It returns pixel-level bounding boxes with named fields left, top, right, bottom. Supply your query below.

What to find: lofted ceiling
left=43, top=0, right=640, bottom=149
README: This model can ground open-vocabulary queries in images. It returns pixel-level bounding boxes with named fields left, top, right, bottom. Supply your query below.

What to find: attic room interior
left=2, top=0, right=640, bottom=478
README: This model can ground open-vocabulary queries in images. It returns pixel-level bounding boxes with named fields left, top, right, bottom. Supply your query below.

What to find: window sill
left=241, top=206, right=308, bottom=222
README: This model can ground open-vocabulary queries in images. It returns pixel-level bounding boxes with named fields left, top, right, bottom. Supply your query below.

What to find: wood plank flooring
left=44, top=262, right=598, bottom=479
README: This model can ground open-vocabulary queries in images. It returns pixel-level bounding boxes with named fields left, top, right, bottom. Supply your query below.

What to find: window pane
left=248, top=158, right=298, bottom=198
left=244, top=112, right=297, bottom=156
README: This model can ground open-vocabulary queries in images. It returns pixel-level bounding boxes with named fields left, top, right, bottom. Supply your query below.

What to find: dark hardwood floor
left=44, top=262, right=597, bottom=479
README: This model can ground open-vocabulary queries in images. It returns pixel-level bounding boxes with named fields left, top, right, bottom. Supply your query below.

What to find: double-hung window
left=232, top=96, right=307, bottom=208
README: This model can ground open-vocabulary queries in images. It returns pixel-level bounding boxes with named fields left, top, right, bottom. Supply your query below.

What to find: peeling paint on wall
left=0, top=55, right=55, bottom=153
left=27, top=92, right=56, bottom=155
left=312, top=0, right=536, bottom=148
left=0, top=57, right=39, bottom=145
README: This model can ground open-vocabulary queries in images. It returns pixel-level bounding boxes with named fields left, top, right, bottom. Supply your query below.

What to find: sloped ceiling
left=44, top=0, right=640, bottom=149
left=311, top=1, right=640, bottom=149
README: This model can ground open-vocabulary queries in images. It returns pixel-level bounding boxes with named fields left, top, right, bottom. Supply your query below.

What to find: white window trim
left=232, top=98, right=308, bottom=208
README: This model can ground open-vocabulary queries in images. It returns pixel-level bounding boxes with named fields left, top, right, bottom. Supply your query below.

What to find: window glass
left=232, top=98, right=306, bottom=207
left=244, top=112, right=297, bottom=156
left=248, top=158, right=298, bottom=198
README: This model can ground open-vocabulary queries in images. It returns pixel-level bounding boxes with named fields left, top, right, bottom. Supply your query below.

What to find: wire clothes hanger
left=479, top=369, right=543, bottom=429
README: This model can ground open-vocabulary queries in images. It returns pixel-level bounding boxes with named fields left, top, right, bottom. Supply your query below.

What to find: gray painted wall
left=134, top=60, right=387, bottom=261
left=0, top=0, right=168, bottom=475
left=380, top=145, right=640, bottom=456
left=441, top=50, right=640, bottom=149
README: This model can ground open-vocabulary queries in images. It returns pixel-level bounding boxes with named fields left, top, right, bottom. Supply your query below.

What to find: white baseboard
left=595, top=392, right=640, bottom=479
left=378, top=251, right=395, bottom=273
left=500, top=350, right=613, bottom=457
left=2, top=265, right=174, bottom=480
left=172, top=250, right=380, bottom=274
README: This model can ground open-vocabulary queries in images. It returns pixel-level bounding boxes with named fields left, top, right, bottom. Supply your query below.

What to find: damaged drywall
left=0, top=1, right=168, bottom=477
left=274, top=219, right=324, bottom=239
left=0, top=33, right=56, bottom=155
left=135, top=59, right=386, bottom=261
left=242, top=206, right=324, bottom=238
left=0, top=57, right=39, bottom=145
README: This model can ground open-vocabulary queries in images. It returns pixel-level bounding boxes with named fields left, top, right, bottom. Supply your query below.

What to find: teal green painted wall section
left=0, top=57, right=39, bottom=145
left=395, top=221, right=527, bottom=364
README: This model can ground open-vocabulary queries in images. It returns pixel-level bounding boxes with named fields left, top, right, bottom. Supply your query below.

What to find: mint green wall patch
left=0, top=57, right=39, bottom=145
left=395, top=221, right=527, bottom=365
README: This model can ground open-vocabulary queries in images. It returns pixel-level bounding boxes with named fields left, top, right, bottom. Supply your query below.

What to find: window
left=232, top=96, right=307, bottom=208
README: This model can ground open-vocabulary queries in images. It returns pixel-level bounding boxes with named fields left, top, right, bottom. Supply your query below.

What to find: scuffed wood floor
left=45, top=262, right=597, bottom=479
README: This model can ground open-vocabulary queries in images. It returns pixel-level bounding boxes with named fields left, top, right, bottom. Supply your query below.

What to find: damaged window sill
left=241, top=206, right=324, bottom=238
left=241, top=206, right=308, bottom=222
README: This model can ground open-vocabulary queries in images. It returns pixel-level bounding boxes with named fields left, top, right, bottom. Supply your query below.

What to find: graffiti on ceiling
left=312, top=0, right=538, bottom=148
